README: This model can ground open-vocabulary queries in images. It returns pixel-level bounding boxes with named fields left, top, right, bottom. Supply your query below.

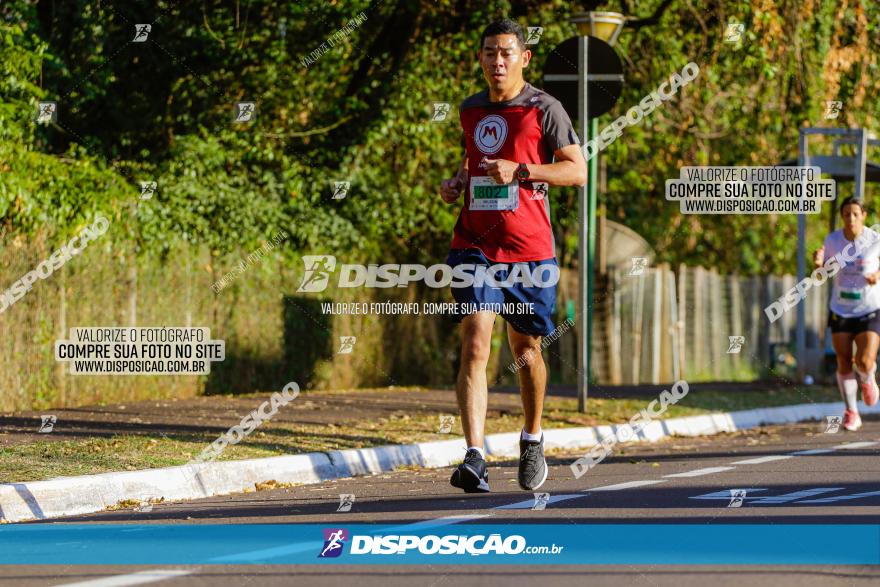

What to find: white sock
left=854, top=363, right=877, bottom=385
left=521, top=428, right=542, bottom=442
left=467, top=446, right=485, bottom=459
left=837, top=371, right=858, bottom=411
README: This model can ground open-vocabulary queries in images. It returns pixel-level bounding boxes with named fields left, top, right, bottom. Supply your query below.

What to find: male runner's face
left=841, top=203, right=866, bottom=232
left=479, top=34, right=531, bottom=94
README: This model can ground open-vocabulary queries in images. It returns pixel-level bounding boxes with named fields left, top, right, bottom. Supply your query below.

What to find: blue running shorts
left=444, top=248, right=558, bottom=337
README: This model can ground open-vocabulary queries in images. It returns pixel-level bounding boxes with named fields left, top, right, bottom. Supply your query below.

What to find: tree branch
left=626, top=0, right=675, bottom=30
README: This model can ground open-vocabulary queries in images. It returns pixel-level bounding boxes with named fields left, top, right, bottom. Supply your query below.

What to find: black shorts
left=828, top=310, right=880, bottom=335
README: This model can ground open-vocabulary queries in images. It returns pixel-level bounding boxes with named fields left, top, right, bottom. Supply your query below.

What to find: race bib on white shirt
left=825, top=228, right=880, bottom=317
left=469, top=176, right=519, bottom=211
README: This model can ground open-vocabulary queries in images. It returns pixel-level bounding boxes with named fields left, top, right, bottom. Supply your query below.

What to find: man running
left=814, top=196, right=880, bottom=431
left=439, top=19, right=586, bottom=492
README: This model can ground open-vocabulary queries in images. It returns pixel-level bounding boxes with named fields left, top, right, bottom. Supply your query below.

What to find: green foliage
left=2, top=0, right=879, bottom=273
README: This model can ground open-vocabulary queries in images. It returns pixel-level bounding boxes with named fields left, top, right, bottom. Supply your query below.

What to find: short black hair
left=839, top=196, right=868, bottom=215
left=480, top=19, right=525, bottom=51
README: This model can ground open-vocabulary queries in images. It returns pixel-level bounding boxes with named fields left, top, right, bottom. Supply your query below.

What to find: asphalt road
left=5, top=419, right=880, bottom=586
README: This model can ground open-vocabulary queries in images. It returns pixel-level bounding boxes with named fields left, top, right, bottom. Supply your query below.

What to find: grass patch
left=0, top=385, right=840, bottom=483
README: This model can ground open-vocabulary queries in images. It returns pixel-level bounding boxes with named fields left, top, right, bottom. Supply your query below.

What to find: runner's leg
left=832, top=331, right=855, bottom=375
left=456, top=311, right=497, bottom=449
left=853, top=331, right=879, bottom=375
left=506, top=323, right=545, bottom=435
left=854, top=329, right=880, bottom=406
left=833, top=331, right=860, bottom=428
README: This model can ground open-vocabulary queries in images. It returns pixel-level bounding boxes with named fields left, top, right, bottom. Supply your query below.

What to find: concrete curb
left=2, top=400, right=877, bottom=523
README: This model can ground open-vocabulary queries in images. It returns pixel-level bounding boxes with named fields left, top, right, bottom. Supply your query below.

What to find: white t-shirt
left=824, top=228, right=880, bottom=318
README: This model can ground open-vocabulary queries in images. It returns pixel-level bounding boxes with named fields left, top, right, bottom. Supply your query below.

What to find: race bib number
left=837, top=287, right=863, bottom=305
left=470, top=176, right=519, bottom=211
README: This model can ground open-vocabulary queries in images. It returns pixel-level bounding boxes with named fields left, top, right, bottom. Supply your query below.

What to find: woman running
left=814, top=196, right=880, bottom=431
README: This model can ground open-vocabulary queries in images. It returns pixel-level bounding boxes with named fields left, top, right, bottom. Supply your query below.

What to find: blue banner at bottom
left=2, top=524, right=878, bottom=565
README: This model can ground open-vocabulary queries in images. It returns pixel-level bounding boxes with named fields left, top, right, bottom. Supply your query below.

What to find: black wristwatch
left=515, top=163, right=530, bottom=182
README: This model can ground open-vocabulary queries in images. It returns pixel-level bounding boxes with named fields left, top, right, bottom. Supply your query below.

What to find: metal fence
left=563, top=265, right=830, bottom=385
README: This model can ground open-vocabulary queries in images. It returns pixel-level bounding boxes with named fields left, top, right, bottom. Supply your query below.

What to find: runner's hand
left=440, top=175, right=464, bottom=204
left=813, top=246, right=825, bottom=268
left=484, top=158, right=517, bottom=184
left=867, top=271, right=880, bottom=285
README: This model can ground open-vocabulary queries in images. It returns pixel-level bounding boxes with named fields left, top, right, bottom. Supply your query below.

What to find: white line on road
left=748, top=487, right=844, bottom=504
left=55, top=570, right=192, bottom=587
left=789, top=448, right=835, bottom=456
left=730, top=455, right=793, bottom=465
left=587, top=480, right=667, bottom=491
left=664, top=466, right=735, bottom=478
left=799, top=489, right=880, bottom=504
left=495, top=494, right=584, bottom=509
left=689, top=488, right=768, bottom=500
left=832, top=441, right=879, bottom=450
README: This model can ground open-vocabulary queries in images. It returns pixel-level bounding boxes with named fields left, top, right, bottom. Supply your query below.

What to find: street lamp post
left=569, top=11, right=625, bottom=412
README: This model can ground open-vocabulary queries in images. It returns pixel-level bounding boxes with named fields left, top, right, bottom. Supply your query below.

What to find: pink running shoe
left=860, top=375, right=879, bottom=407
left=843, top=409, right=862, bottom=432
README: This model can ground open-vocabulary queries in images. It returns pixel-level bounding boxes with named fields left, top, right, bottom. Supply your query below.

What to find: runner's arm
left=440, top=156, right=469, bottom=204
left=518, top=144, right=586, bottom=187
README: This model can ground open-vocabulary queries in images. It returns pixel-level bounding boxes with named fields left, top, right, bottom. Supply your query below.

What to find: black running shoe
left=450, top=448, right=490, bottom=493
left=518, top=435, right=548, bottom=490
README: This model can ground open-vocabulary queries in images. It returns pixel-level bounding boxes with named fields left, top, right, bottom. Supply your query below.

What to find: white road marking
left=730, top=455, right=792, bottom=465
left=799, top=489, right=880, bottom=504
left=790, top=448, right=835, bottom=456
left=495, top=494, right=583, bottom=509
left=748, top=487, right=843, bottom=504
left=55, top=570, right=192, bottom=587
left=689, top=489, right=768, bottom=500
left=587, top=480, right=667, bottom=491
left=664, top=466, right=735, bottom=478
left=832, top=441, right=879, bottom=450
